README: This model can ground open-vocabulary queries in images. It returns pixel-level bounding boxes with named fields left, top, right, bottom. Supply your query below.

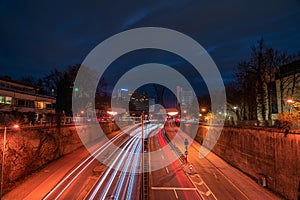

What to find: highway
left=42, top=123, right=161, bottom=200
left=148, top=129, right=203, bottom=200
left=3, top=122, right=282, bottom=200
left=41, top=124, right=142, bottom=199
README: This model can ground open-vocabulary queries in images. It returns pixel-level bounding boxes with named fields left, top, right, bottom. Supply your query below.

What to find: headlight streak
left=112, top=136, right=141, bottom=199
left=125, top=142, right=141, bottom=200
left=88, top=134, right=141, bottom=199
left=125, top=124, right=159, bottom=199
left=125, top=124, right=153, bottom=199
left=88, top=124, right=160, bottom=199
left=45, top=123, right=162, bottom=199
left=43, top=125, right=137, bottom=200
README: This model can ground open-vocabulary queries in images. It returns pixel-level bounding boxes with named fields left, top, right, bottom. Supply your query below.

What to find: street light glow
left=107, top=111, right=118, bottom=116
left=287, top=99, right=294, bottom=104
left=12, top=124, right=20, bottom=129
left=167, top=111, right=178, bottom=116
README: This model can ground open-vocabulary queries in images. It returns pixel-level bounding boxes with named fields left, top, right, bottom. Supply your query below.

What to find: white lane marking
left=151, top=187, right=197, bottom=191
left=173, top=189, right=178, bottom=199
left=161, top=155, right=165, bottom=160
left=205, top=190, right=212, bottom=196
left=165, top=167, right=169, bottom=174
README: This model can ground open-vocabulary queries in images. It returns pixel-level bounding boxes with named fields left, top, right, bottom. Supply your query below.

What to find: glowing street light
left=107, top=111, right=118, bottom=116
left=167, top=111, right=178, bottom=116
left=201, top=108, right=206, bottom=112
left=287, top=99, right=294, bottom=104
left=12, top=124, right=20, bottom=129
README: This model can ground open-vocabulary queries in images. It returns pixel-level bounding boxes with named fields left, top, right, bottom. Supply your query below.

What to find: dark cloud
left=0, top=0, right=299, bottom=82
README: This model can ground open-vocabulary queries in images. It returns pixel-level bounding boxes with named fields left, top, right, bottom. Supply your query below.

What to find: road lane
left=85, top=123, right=161, bottom=200
left=164, top=124, right=281, bottom=200
left=149, top=129, right=202, bottom=200
left=42, top=124, right=143, bottom=200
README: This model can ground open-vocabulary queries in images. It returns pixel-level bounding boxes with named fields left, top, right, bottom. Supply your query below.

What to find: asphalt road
left=3, top=122, right=282, bottom=200
left=148, top=129, right=202, bottom=200
left=163, top=123, right=282, bottom=200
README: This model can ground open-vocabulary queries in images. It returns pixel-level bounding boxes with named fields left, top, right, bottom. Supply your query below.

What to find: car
left=97, top=116, right=111, bottom=123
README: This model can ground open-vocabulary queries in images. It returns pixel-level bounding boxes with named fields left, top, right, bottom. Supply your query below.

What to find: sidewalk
left=3, top=146, right=91, bottom=200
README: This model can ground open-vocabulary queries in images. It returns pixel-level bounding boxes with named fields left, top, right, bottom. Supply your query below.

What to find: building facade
left=0, top=77, right=56, bottom=124
left=129, top=90, right=149, bottom=116
left=274, top=59, right=300, bottom=115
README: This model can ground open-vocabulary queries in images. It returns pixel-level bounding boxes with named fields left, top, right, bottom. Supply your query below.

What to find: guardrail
left=142, top=138, right=149, bottom=200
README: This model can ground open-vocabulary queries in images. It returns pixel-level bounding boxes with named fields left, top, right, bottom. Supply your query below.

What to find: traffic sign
left=185, top=150, right=188, bottom=155
left=189, top=164, right=193, bottom=170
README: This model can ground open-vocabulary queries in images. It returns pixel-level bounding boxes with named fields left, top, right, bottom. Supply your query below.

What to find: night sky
left=1, top=0, right=300, bottom=83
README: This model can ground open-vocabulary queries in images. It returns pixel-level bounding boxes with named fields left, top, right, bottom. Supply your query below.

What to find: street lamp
left=1, top=124, right=20, bottom=198
left=167, top=111, right=178, bottom=116
left=287, top=99, right=294, bottom=104
left=107, top=111, right=118, bottom=116
left=286, top=99, right=295, bottom=114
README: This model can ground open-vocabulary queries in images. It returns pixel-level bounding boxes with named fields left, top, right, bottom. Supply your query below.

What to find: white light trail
left=43, top=125, right=137, bottom=200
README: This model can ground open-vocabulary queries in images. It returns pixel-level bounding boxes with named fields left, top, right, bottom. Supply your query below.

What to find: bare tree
left=235, top=39, right=300, bottom=125
left=235, top=60, right=258, bottom=120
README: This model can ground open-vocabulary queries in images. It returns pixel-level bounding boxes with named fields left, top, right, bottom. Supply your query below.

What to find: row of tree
left=227, top=39, right=300, bottom=122
left=18, top=64, right=108, bottom=116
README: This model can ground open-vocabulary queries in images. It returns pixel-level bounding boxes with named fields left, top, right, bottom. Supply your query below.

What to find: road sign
left=189, top=164, right=193, bottom=170
left=185, top=150, right=188, bottom=155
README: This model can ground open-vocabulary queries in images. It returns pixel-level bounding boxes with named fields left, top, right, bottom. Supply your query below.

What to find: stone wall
left=187, top=125, right=300, bottom=200
left=0, top=122, right=119, bottom=192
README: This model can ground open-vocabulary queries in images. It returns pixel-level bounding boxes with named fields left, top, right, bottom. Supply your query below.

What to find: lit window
left=0, top=96, right=4, bottom=104
left=5, top=97, right=12, bottom=105
left=36, top=101, right=45, bottom=109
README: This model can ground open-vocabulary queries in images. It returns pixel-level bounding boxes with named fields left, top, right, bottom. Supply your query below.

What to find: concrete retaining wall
left=0, top=122, right=119, bottom=192
left=186, top=124, right=300, bottom=200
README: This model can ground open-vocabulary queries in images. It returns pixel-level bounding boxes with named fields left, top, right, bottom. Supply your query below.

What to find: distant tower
left=177, top=86, right=182, bottom=104
left=129, top=90, right=149, bottom=116
left=176, top=86, right=193, bottom=105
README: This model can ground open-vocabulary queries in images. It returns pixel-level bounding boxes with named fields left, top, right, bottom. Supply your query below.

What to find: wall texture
left=0, top=122, right=119, bottom=192
left=188, top=125, right=300, bottom=200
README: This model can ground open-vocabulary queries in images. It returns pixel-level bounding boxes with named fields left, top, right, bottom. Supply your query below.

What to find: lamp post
left=140, top=112, right=145, bottom=200
left=287, top=99, right=294, bottom=114
left=141, top=112, right=144, bottom=161
left=1, top=124, right=19, bottom=198
left=0, top=126, right=6, bottom=199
